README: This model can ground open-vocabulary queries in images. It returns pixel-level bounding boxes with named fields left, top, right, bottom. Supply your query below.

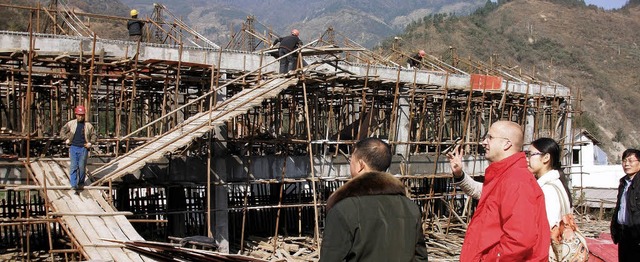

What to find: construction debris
left=106, top=239, right=268, bottom=262
left=242, top=236, right=318, bottom=262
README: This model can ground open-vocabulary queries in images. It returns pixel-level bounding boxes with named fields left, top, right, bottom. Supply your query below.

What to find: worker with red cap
left=272, top=29, right=303, bottom=74
left=407, top=50, right=426, bottom=69
left=60, top=105, right=97, bottom=192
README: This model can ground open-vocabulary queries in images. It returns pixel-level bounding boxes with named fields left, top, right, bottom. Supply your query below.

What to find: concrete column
left=212, top=158, right=229, bottom=253
left=562, top=101, right=573, bottom=189
left=395, top=95, right=411, bottom=157
left=212, top=82, right=229, bottom=252
left=524, top=98, right=535, bottom=145
left=167, top=186, right=186, bottom=237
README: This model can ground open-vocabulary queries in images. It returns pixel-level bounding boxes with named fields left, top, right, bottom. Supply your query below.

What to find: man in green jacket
left=320, top=138, right=428, bottom=261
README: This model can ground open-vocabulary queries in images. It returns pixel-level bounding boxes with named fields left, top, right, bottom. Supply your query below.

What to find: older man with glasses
left=611, top=149, right=640, bottom=261
left=446, top=120, right=550, bottom=261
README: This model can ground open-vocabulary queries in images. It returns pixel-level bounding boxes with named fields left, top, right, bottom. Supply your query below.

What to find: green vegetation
left=380, top=0, right=640, bottom=161
left=574, top=113, right=601, bottom=140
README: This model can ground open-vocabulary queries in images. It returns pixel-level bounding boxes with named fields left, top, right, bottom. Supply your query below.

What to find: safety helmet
left=419, top=50, right=426, bottom=57
left=74, top=105, right=86, bottom=115
left=291, top=29, right=300, bottom=36
left=130, top=9, right=139, bottom=16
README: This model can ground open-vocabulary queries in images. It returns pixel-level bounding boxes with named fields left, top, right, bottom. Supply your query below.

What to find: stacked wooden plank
left=91, top=76, right=298, bottom=186
left=29, top=159, right=151, bottom=261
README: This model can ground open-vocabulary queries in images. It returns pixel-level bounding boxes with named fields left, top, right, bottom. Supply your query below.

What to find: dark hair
left=353, top=137, right=392, bottom=172
left=531, top=137, right=572, bottom=205
left=622, top=148, right=640, bottom=161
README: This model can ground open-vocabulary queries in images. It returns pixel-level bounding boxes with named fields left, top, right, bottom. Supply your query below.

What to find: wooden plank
left=82, top=246, right=108, bottom=261
left=73, top=215, right=106, bottom=254
left=72, top=190, right=111, bottom=213
left=10, top=185, right=110, bottom=190
left=87, top=190, right=117, bottom=212
left=124, top=250, right=148, bottom=262
left=29, top=160, right=147, bottom=262
left=92, top=245, right=115, bottom=261
left=104, top=247, right=137, bottom=262
left=113, top=216, right=145, bottom=241
left=78, top=203, right=142, bottom=260
left=59, top=216, right=92, bottom=245
left=101, top=216, right=130, bottom=241
left=87, top=216, right=118, bottom=245
left=50, top=211, right=133, bottom=216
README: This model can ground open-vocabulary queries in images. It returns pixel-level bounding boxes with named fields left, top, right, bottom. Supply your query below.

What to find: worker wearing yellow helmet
left=127, top=9, right=145, bottom=41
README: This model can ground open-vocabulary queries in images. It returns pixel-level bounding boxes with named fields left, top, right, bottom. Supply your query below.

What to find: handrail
left=119, top=39, right=319, bottom=141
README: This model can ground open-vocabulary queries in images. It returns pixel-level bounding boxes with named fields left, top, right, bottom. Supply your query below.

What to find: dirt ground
left=0, top=219, right=613, bottom=261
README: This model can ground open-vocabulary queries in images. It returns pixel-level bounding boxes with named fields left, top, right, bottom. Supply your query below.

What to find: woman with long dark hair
left=527, top=137, right=572, bottom=228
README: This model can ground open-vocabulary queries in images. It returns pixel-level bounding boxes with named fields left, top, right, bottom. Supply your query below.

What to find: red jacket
left=461, top=152, right=550, bottom=261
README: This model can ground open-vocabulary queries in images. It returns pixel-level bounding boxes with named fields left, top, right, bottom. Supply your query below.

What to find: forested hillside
left=383, top=0, right=640, bottom=161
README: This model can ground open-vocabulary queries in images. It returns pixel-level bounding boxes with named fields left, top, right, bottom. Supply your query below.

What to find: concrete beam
left=0, top=31, right=571, bottom=96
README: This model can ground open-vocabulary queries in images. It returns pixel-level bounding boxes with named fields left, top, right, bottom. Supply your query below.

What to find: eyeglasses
left=483, top=133, right=510, bottom=142
left=622, top=158, right=639, bottom=164
left=524, top=150, right=544, bottom=158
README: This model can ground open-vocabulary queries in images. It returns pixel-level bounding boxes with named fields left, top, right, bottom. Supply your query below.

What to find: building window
left=573, top=149, right=581, bottom=164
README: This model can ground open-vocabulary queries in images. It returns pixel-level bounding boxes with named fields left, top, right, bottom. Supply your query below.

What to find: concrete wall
left=570, top=164, right=623, bottom=188
left=0, top=165, right=25, bottom=185
left=0, top=31, right=571, bottom=96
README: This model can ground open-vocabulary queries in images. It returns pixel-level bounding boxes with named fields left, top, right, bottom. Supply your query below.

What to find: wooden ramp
left=28, top=159, right=151, bottom=261
left=91, top=76, right=298, bottom=185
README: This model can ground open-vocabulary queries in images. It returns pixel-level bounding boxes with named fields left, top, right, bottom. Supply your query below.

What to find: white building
left=569, top=130, right=622, bottom=208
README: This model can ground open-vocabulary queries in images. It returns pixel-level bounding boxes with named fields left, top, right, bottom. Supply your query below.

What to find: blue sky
left=584, top=0, right=628, bottom=9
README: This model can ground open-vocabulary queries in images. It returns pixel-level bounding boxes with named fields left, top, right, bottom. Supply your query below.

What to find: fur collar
left=326, top=171, right=408, bottom=211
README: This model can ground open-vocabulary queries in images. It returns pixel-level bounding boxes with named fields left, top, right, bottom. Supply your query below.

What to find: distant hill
left=3, top=0, right=635, bottom=162
left=119, top=0, right=487, bottom=47
left=0, top=0, right=130, bottom=38
left=384, top=0, right=640, bottom=161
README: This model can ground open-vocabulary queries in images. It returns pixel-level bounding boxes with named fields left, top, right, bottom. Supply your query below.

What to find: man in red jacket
left=449, top=121, right=550, bottom=261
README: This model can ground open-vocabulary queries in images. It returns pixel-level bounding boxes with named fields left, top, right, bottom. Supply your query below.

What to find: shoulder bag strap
left=549, top=182, right=570, bottom=216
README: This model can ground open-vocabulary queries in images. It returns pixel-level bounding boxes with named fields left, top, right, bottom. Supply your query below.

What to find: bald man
left=407, top=50, right=426, bottom=69
left=447, top=121, right=550, bottom=261
left=320, top=138, right=428, bottom=261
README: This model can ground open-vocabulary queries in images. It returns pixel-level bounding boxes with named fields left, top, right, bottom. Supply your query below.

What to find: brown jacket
left=60, top=119, right=97, bottom=146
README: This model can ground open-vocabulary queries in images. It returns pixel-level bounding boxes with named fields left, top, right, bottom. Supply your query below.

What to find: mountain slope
left=387, top=0, right=640, bottom=161
left=120, top=0, right=487, bottom=47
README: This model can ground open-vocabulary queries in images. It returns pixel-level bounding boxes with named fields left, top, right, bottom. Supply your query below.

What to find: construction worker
left=60, top=105, right=97, bottom=192
left=127, top=9, right=145, bottom=41
left=273, top=29, right=303, bottom=74
left=407, top=50, right=426, bottom=69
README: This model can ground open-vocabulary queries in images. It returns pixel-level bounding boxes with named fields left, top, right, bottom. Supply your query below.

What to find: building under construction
left=0, top=2, right=577, bottom=261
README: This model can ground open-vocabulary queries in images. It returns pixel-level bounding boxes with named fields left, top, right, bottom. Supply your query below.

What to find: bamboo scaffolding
left=0, top=4, right=579, bottom=260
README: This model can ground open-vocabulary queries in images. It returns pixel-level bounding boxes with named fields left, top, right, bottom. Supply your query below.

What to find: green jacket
left=320, top=171, right=428, bottom=262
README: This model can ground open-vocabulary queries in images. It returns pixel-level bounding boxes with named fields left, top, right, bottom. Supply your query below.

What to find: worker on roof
left=272, top=29, right=303, bottom=74
left=60, top=105, right=97, bottom=193
left=407, top=49, right=426, bottom=69
left=127, top=9, right=145, bottom=42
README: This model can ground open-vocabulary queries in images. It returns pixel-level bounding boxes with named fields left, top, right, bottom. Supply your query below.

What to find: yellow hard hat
left=130, top=9, right=138, bottom=16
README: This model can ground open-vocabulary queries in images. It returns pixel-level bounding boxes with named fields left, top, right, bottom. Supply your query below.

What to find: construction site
left=0, top=1, right=584, bottom=261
